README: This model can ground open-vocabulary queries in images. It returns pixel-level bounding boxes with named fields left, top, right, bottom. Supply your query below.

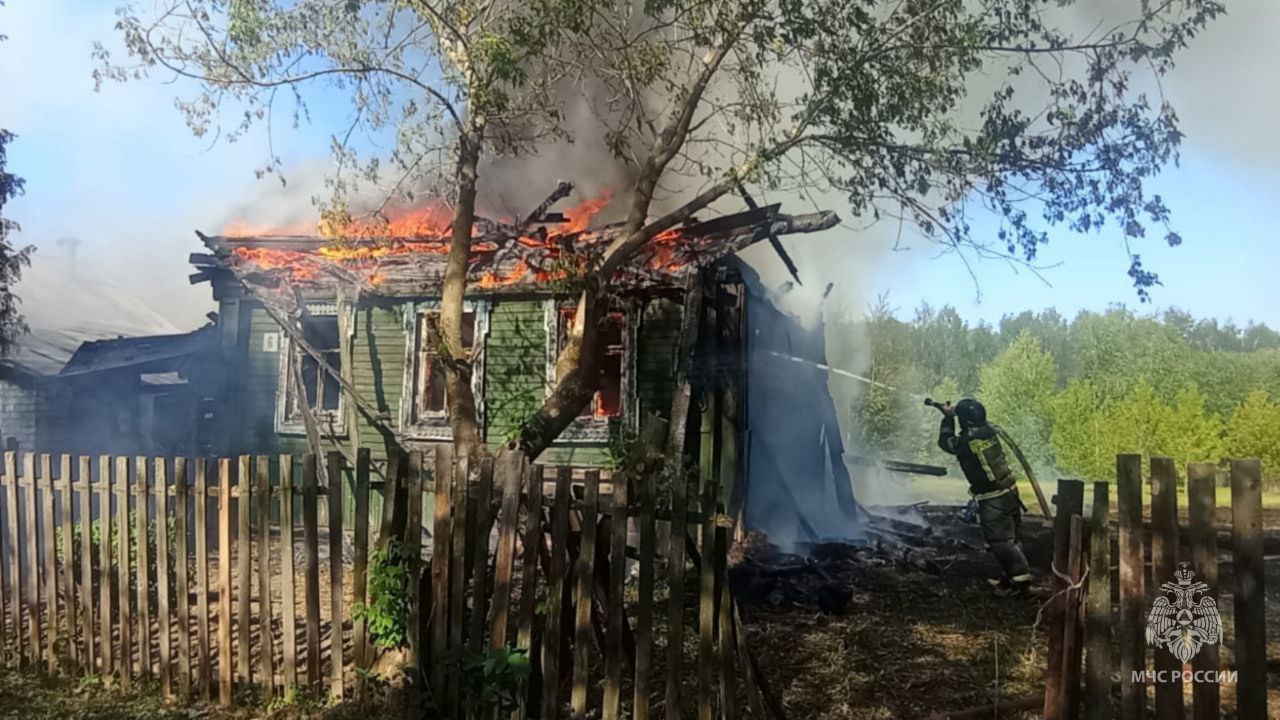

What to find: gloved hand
left=962, top=498, right=978, bottom=524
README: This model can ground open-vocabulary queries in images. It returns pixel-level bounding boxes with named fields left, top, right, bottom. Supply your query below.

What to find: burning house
left=189, top=187, right=856, bottom=534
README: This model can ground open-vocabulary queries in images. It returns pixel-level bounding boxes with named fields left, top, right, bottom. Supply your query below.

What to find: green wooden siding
left=233, top=297, right=684, bottom=470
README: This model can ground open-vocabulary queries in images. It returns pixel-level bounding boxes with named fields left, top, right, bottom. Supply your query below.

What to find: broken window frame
left=543, top=299, right=638, bottom=443
left=275, top=303, right=347, bottom=436
left=402, top=300, right=489, bottom=440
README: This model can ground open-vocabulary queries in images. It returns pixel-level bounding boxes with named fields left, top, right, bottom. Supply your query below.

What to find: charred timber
left=844, top=455, right=948, bottom=477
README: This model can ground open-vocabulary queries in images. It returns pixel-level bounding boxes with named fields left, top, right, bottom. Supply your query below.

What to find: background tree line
left=837, top=301, right=1280, bottom=486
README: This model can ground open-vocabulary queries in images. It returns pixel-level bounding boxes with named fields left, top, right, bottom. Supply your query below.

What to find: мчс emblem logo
left=1146, top=562, right=1222, bottom=662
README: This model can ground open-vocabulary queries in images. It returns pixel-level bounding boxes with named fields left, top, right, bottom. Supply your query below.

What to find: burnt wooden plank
left=236, top=455, right=251, bottom=686
left=26, top=454, right=41, bottom=670
left=1116, top=454, right=1144, bottom=720
left=665, top=471, right=691, bottom=720
left=469, top=457, right=495, bottom=654
left=134, top=456, right=152, bottom=680
left=278, top=455, right=298, bottom=691
left=1149, top=457, right=1181, bottom=720
left=697, top=479, right=717, bottom=720
left=59, top=455, right=75, bottom=670
left=326, top=451, right=344, bottom=700
left=540, top=467, right=571, bottom=720
left=570, top=469, right=599, bottom=719
left=430, top=444, right=453, bottom=702
left=194, top=459, right=212, bottom=700
left=0, top=452, right=13, bottom=662
left=217, top=458, right=233, bottom=705
left=489, top=451, right=524, bottom=652
left=77, top=456, right=93, bottom=673
left=1084, top=482, right=1112, bottom=720
left=603, top=470, right=628, bottom=720
left=303, top=454, right=322, bottom=688
left=155, top=458, right=173, bottom=697
left=1186, top=464, right=1218, bottom=720
left=633, top=463, right=656, bottom=720
left=97, top=456, right=112, bottom=680
left=174, top=459, right=192, bottom=699
left=1231, top=458, right=1266, bottom=720
left=40, top=454, right=57, bottom=673
left=351, top=448, right=370, bottom=675
left=715, top=522, right=738, bottom=720
left=514, top=463, right=543, bottom=720
left=404, top=450, right=423, bottom=672
left=256, top=456, right=274, bottom=702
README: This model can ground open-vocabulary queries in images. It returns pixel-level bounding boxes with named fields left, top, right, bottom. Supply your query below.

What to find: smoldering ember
left=4, top=1, right=1280, bottom=719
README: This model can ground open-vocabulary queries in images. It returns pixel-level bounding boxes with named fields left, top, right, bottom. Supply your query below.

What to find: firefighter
left=935, top=398, right=1034, bottom=597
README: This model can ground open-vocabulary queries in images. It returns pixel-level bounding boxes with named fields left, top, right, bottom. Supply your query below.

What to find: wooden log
left=174, top=458, right=192, bottom=699
left=403, top=450, right=424, bottom=673
left=1186, top=463, right=1218, bottom=720
left=448, top=455, right=470, bottom=716
left=303, top=454, right=322, bottom=688
left=351, top=448, right=370, bottom=675
left=513, top=463, right=543, bottom=720
left=156, top=458, right=173, bottom=697
left=430, top=443, right=453, bottom=702
left=490, top=451, right=524, bottom=651
left=134, top=456, right=151, bottom=680
left=97, top=456, right=112, bottom=682
left=1149, top=457, right=1181, bottom=720
left=256, top=456, right=274, bottom=701
left=633, top=460, right=656, bottom=720
left=1057, top=515, right=1084, bottom=720
left=570, top=469, right=599, bottom=719
left=470, top=457, right=495, bottom=655
left=27, top=454, right=42, bottom=670
left=326, top=451, right=345, bottom=700
left=698, top=478, right=717, bottom=720
left=1230, top=458, right=1266, bottom=720
left=59, top=455, right=75, bottom=670
left=40, top=454, right=57, bottom=673
left=194, top=459, right=212, bottom=700
left=1084, top=482, right=1112, bottom=720
left=236, top=455, right=251, bottom=686
left=665, top=470, right=691, bottom=720
left=1045, top=479, right=1084, bottom=720
left=1115, top=454, right=1145, bottom=720
left=540, top=467, right=571, bottom=720
left=602, top=470, right=628, bottom=720
left=77, top=456, right=93, bottom=674
left=278, top=456, right=298, bottom=692
left=217, top=458, right=233, bottom=705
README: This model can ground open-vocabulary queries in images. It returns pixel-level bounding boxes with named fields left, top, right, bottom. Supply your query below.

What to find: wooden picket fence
left=1042, top=455, right=1268, bottom=720
left=425, top=446, right=776, bottom=720
left=0, top=446, right=771, bottom=718
left=0, top=449, right=382, bottom=703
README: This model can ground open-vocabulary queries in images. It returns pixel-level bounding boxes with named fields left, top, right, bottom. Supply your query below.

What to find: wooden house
left=189, top=195, right=857, bottom=533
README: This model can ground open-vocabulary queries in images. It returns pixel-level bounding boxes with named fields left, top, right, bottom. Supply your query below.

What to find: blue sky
left=3, top=0, right=1279, bottom=332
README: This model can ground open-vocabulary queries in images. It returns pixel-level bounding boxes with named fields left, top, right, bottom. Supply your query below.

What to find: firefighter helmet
left=955, top=398, right=987, bottom=428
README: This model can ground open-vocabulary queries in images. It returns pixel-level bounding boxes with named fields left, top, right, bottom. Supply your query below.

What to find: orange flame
left=558, top=189, right=613, bottom=234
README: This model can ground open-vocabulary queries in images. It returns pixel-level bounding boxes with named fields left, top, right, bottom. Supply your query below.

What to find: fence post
left=1116, top=454, right=1145, bottom=720
left=278, top=455, right=298, bottom=692
left=430, top=443, right=453, bottom=703
left=77, top=456, right=93, bottom=674
left=1149, top=457, right=1181, bottom=719
left=403, top=449, right=423, bottom=678
left=1084, top=481, right=1112, bottom=720
left=698, top=478, right=718, bottom=720
left=514, top=462, right=543, bottom=720
left=326, top=451, right=345, bottom=701
left=1186, top=463, right=1218, bottom=720
left=58, top=454, right=75, bottom=671
left=2, top=452, right=16, bottom=665
left=134, top=456, right=151, bottom=680
left=1059, top=514, right=1085, bottom=720
left=665, top=471, right=692, bottom=720
left=351, top=448, right=370, bottom=677
left=633, top=460, right=656, bottom=720
left=194, top=458, right=212, bottom=699
left=40, top=454, right=57, bottom=673
left=570, top=469, right=600, bottom=720
left=174, top=458, right=192, bottom=699
left=156, top=458, right=173, bottom=697
left=1045, top=479, right=1084, bottom=720
left=28, top=454, right=43, bottom=671
left=256, top=455, right=275, bottom=702
left=302, top=454, right=321, bottom=688
left=217, top=457, right=233, bottom=705
left=469, top=457, right=495, bottom=656
left=490, top=450, right=524, bottom=652
left=540, top=466, right=571, bottom=720
left=1231, top=458, right=1266, bottom=719
left=602, top=469, right=628, bottom=720
left=97, top=456, right=112, bottom=681
left=236, top=455, right=251, bottom=686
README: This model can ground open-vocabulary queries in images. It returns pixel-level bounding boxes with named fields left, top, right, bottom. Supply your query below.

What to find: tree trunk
left=440, top=123, right=486, bottom=462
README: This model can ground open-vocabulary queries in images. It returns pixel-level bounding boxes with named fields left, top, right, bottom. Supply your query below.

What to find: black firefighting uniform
left=938, top=416, right=1032, bottom=582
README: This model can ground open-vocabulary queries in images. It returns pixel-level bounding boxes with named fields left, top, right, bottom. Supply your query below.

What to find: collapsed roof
left=191, top=199, right=839, bottom=299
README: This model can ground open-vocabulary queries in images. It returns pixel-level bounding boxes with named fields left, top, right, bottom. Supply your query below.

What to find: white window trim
left=275, top=303, right=348, bottom=436
left=543, top=299, right=637, bottom=443
left=400, top=300, right=490, bottom=440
